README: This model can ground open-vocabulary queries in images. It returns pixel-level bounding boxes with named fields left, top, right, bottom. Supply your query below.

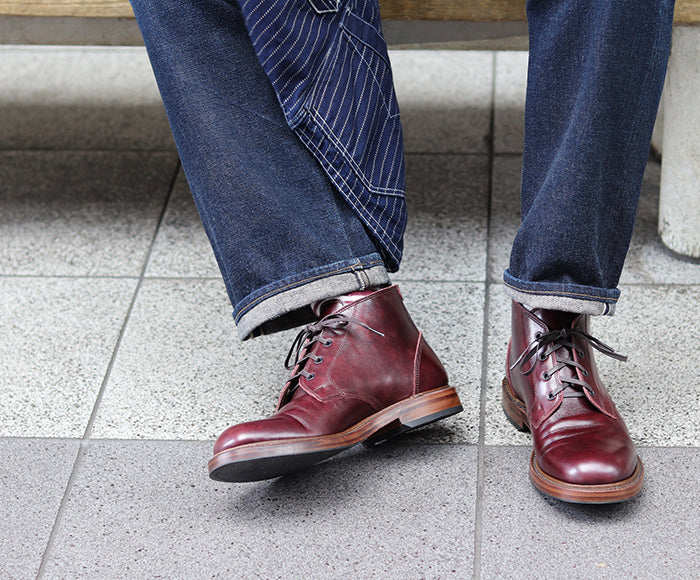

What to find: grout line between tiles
left=34, top=160, right=181, bottom=580
left=472, top=51, right=498, bottom=580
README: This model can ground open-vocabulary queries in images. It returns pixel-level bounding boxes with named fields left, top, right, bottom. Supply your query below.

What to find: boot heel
left=363, top=386, right=463, bottom=447
left=502, top=377, right=530, bottom=432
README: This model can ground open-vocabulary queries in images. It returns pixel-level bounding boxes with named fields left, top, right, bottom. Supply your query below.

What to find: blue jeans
left=130, top=0, right=674, bottom=337
left=506, top=0, right=675, bottom=315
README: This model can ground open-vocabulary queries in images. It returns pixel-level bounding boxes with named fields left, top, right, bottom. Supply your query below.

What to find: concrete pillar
left=659, top=25, right=700, bottom=258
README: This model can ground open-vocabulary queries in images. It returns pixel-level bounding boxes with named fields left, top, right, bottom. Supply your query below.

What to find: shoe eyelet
left=546, top=392, right=555, bottom=400
left=307, top=373, right=315, bottom=380
left=323, top=339, right=333, bottom=347
left=535, top=332, right=542, bottom=339
left=542, top=372, right=550, bottom=381
left=538, top=353, right=547, bottom=362
left=582, top=370, right=589, bottom=377
left=314, top=356, right=324, bottom=364
left=589, top=390, right=596, bottom=397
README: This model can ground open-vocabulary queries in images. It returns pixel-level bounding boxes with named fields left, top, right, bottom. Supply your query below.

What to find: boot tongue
left=530, top=308, right=577, bottom=332
left=312, top=288, right=377, bottom=318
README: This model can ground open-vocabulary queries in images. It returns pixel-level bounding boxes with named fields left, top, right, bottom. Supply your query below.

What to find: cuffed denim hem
left=503, top=270, right=620, bottom=316
left=234, top=254, right=389, bottom=340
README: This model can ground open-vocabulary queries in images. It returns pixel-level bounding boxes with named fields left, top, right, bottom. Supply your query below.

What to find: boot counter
left=415, top=333, right=449, bottom=394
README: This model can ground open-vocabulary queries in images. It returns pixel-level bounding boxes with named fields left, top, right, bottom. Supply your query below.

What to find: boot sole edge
left=208, top=385, right=463, bottom=482
left=530, top=451, right=644, bottom=504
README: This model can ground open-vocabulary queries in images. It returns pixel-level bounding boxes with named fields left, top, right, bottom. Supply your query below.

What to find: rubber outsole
left=209, top=386, right=463, bottom=483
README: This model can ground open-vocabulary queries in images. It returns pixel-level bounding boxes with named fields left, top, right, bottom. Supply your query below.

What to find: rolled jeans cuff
left=234, top=254, right=389, bottom=340
left=503, top=270, right=620, bottom=316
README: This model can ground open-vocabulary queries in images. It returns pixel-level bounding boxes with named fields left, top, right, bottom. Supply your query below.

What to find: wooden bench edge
left=0, top=1, right=697, bottom=23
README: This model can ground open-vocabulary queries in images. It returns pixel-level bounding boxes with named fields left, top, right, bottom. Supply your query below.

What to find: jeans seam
left=503, top=280, right=619, bottom=303
left=234, top=259, right=384, bottom=323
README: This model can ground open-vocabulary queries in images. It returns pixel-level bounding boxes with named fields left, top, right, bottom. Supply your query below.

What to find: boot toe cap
left=213, top=415, right=310, bottom=455
left=538, top=435, right=638, bottom=485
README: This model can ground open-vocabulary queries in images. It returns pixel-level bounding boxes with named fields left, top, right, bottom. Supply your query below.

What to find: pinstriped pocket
left=309, top=7, right=400, bottom=121
left=308, top=0, right=340, bottom=13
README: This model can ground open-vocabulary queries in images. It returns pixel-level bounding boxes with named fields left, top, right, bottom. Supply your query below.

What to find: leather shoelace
left=511, top=328, right=627, bottom=399
left=282, top=311, right=384, bottom=393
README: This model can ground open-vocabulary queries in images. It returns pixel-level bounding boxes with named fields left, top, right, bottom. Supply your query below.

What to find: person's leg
left=130, top=0, right=463, bottom=481
left=503, top=0, right=675, bottom=503
left=506, top=0, right=675, bottom=314
left=132, top=0, right=389, bottom=340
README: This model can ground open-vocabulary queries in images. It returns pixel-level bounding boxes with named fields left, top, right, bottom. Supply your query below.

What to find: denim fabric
left=505, top=0, right=675, bottom=315
left=132, top=0, right=675, bottom=335
left=130, top=0, right=389, bottom=339
left=236, top=0, right=406, bottom=270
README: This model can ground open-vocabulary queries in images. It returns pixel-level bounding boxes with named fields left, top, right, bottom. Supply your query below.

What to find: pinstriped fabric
left=237, top=0, right=406, bottom=270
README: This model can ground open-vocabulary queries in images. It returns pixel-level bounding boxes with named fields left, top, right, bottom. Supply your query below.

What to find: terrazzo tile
left=483, top=285, right=532, bottom=447
left=0, top=277, right=137, bottom=437
left=0, top=151, right=178, bottom=276
left=145, top=170, right=220, bottom=278
left=0, top=438, right=80, bottom=580
left=90, top=278, right=291, bottom=441
left=0, top=46, right=174, bottom=150
left=91, top=279, right=481, bottom=444
left=390, top=50, right=493, bottom=153
left=398, top=154, right=489, bottom=282
left=487, top=154, right=522, bottom=283
left=493, top=51, right=528, bottom=154
left=485, top=284, right=700, bottom=447
left=43, top=440, right=477, bottom=579
left=479, top=446, right=700, bottom=580
left=621, top=159, right=700, bottom=285
left=399, top=282, right=485, bottom=444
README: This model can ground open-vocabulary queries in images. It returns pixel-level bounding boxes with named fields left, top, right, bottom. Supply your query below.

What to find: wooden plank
left=380, top=0, right=526, bottom=21
left=0, top=1, right=134, bottom=18
left=676, top=1, right=700, bottom=23
left=0, top=0, right=697, bottom=23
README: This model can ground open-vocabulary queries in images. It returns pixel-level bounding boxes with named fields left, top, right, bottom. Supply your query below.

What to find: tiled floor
left=1, top=46, right=698, bottom=579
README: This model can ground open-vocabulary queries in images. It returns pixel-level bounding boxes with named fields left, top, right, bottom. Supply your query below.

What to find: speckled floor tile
left=0, top=151, right=178, bottom=276
left=89, top=278, right=291, bottom=441
left=398, top=154, right=489, bottom=282
left=0, top=46, right=174, bottom=150
left=0, top=277, right=137, bottom=437
left=398, top=282, right=485, bottom=444
left=390, top=50, right=493, bottom=153
left=42, top=440, right=476, bottom=579
left=0, top=438, right=79, bottom=580
left=482, top=285, right=532, bottom=447
left=487, top=154, right=522, bottom=283
left=145, top=170, right=220, bottom=278
left=621, top=160, right=700, bottom=285
left=91, top=279, right=481, bottom=444
left=485, top=284, right=700, bottom=447
left=479, top=446, right=700, bottom=580
left=493, top=51, right=528, bottom=154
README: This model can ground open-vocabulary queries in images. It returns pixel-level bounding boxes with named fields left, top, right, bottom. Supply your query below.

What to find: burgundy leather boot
left=209, top=285, right=463, bottom=482
left=503, top=301, right=643, bottom=503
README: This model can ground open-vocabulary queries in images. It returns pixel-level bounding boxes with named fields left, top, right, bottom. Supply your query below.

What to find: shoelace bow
left=510, top=328, right=627, bottom=399
left=282, top=311, right=384, bottom=391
